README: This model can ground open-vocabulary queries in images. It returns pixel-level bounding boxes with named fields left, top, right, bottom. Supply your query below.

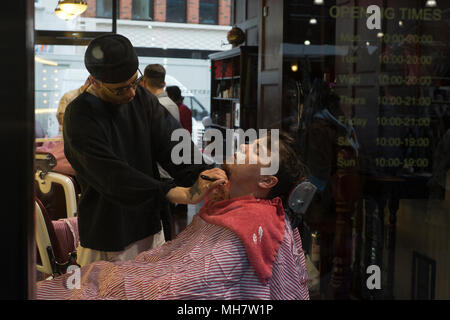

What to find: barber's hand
left=208, top=181, right=230, bottom=203
left=165, top=168, right=228, bottom=205
left=187, top=168, right=228, bottom=204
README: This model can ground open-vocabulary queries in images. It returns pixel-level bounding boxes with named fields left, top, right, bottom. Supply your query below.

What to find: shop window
left=35, top=0, right=111, bottom=31
left=34, top=45, right=89, bottom=138
left=97, top=0, right=119, bottom=18
left=166, top=0, right=186, bottom=23
left=281, top=0, right=450, bottom=301
left=132, top=0, right=153, bottom=20
left=199, top=0, right=218, bottom=25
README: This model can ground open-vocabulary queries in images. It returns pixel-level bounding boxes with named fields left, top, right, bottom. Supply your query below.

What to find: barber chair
left=35, top=151, right=79, bottom=219
left=35, top=198, right=79, bottom=277
left=34, top=151, right=80, bottom=278
left=286, top=180, right=317, bottom=228
left=286, top=180, right=317, bottom=252
left=285, top=180, right=319, bottom=293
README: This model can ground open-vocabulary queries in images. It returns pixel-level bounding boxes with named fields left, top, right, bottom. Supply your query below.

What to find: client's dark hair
left=166, top=85, right=183, bottom=103
left=265, top=130, right=308, bottom=204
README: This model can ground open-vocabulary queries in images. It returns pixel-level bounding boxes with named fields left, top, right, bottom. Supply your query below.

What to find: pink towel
left=199, top=195, right=285, bottom=284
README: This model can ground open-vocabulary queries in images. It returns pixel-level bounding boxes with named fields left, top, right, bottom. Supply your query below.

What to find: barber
left=64, top=34, right=226, bottom=266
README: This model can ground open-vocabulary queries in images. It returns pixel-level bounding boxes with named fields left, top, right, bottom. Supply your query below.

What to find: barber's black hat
left=84, top=34, right=138, bottom=84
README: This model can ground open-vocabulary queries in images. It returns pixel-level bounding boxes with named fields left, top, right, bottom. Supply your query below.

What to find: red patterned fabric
left=37, top=199, right=309, bottom=300
left=199, top=196, right=285, bottom=284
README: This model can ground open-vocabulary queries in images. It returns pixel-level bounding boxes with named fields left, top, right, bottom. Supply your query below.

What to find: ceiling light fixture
left=55, top=7, right=76, bottom=20
left=59, top=0, right=87, bottom=15
left=35, top=57, right=58, bottom=66
left=314, top=0, right=324, bottom=5
left=426, top=0, right=437, bottom=7
left=309, top=18, right=317, bottom=24
left=55, top=0, right=87, bottom=20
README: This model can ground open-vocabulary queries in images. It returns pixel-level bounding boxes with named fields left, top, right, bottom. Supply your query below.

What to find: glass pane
left=97, top=0, right=113, bottom=18
left=200, top=0, right=218, bottom=24
left=281, top=0, right=450, bottom=300
left=138, top=56, right=211, bottom=113
left=34, top=47, right=212, bottom=139
left=166, top=0, right=186, bottom=23
left=191, top=97, right=208, bottom=120
left=35, top=0, right=113, bottom=32
left=34, top=45, right=89, bottom=138
left=117, top=0, right=231, bottom=50
left=132, top=0, right=152, bottom=20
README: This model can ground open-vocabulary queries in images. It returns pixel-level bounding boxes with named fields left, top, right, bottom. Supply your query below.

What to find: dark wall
left=0, top=0, right=35, bottom=299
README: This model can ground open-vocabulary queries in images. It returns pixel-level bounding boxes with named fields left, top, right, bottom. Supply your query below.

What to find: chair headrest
left=288, top=181, right=317, bottom=215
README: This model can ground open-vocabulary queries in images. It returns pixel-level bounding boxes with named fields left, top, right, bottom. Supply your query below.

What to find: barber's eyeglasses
left=103, top=69, right=143, bottom=96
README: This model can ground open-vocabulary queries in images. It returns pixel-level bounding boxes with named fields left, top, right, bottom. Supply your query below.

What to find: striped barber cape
left=37, top=210, right=309, bottom=300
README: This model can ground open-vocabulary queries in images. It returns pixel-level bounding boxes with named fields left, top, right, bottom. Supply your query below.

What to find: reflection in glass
left=34, top=45, right=89, bottom=138
left=96, top=0, right=117, bottom=18
left=35, top=0, right=112, bottom=32
left=132, top=0, right=152, bottom=20
left=166, top=0, right=186, bottom=23
left=200, top=0, right=218, bottom=25
left=282, top=0, right=450, bottom=300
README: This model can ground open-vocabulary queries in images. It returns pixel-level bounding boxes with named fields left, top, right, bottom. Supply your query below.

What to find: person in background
left=165, top=85, right=193, bottom=236
left=63, top=34, right=221, bottom=266
left=166, top=85, right=192, bottom=134
left=141, top=64, right=180, bottom=122
left=57, top=78, right=90, bottom=131
left=35, top=78, right=90, bottom=177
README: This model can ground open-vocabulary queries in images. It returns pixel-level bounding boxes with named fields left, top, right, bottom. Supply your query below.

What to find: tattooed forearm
left=189, top=180, right=202, bottom=200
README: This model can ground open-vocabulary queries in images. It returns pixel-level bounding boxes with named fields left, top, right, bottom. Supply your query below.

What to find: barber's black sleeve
left=64, top=102, right=176, bottom=207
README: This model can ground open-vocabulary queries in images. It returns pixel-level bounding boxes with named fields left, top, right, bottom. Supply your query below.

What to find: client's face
left=223, top=137, right=270, bottom=186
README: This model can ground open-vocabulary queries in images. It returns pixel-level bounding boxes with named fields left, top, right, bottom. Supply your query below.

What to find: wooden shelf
left=212, top=97, right=240, bottom=102
left=209, top=46, right=258, bottom=134
left=214, top=76, right=241, bottom=80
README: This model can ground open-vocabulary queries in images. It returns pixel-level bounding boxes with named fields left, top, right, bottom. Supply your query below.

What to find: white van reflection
left=44, top=69, right=209, bottom=147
